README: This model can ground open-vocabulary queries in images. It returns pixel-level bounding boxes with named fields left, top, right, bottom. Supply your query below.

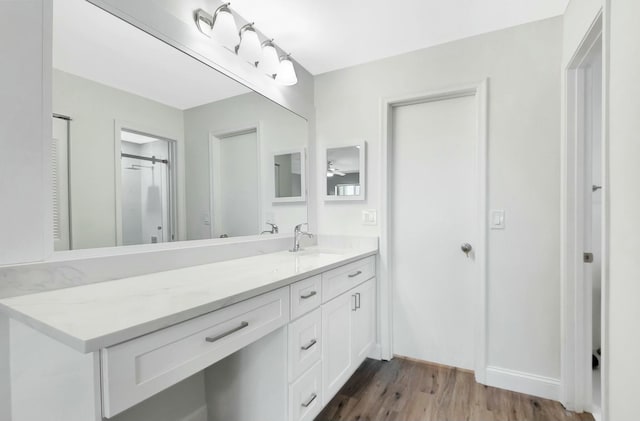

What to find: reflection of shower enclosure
left=119, top=130, right=175, bottom=246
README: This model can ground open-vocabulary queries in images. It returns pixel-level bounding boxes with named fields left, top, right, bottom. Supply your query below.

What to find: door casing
left=561, top=10, right=607, bottom=415
left=379, top=80, right=489, bottom=382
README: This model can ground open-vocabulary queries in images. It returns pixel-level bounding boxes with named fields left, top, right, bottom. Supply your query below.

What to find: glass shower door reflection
left=120, top=134, right=173, bottom=246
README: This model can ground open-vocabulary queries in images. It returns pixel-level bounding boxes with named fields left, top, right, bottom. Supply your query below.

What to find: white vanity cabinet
left=320, top=256, right=377, bottom=405
left=3, top=250, right=378, bottom=421
left=102, top=287, right=290, bottom=418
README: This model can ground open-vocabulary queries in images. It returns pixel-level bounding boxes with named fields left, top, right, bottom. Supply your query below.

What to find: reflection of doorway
left=209, top=127, right=261, bottom=238
left=52, top=114, right=71, bottom=251
left=562, top=13, right=604, bottom=416
left=116, top=128, right=177, bottom=246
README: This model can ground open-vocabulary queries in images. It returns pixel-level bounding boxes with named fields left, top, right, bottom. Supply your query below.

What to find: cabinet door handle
left=348, top=270, right=362, bottom=278
left=300, top=291, right=317, bottom=300
left=300, top=338, right=317, bottom=351
left=205, top=321, right=249, bottom=343
left=352, top=294, right=357, bottom=311
left=356, top=292, right=361, bottom=309
left=301, top=392, right=317, bottom=408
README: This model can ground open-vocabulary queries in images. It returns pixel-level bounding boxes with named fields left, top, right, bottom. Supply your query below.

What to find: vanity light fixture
left=194, top=5, right=298, bottom=85
left=275, top=54, right=298, bottom=86
left=258, top=39, right=281, bottom=76
left=236, top=23, right=262, bottom=65
left=195, top=4, right=239, bottom=50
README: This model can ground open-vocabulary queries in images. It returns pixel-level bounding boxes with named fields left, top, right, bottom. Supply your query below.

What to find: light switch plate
left=490, top=210, right=505, bottom=230
left=362, top=209, right=377, bottom=226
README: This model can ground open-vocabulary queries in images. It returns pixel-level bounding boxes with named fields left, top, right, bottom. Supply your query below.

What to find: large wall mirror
left=52, top=0, right=308, bottom=251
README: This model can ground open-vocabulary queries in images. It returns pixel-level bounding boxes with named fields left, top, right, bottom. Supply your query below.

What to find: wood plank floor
left=315, top=358, right=594, bottom=421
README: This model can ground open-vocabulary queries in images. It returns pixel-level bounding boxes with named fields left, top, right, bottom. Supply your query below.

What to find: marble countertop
left=0, top=246, right=377, bottom=353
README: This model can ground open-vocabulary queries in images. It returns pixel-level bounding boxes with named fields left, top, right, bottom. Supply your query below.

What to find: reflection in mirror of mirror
left=51, top=0, right=308, bottom=251
left=273, top=150, right=306, bottom=202
left=325, top=143, right=365, bottom=200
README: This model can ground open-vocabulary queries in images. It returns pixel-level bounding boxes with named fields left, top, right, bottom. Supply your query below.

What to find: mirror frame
left=323, top=141, right=366, bottom=202
left=272, top=148, right=307, bottom=203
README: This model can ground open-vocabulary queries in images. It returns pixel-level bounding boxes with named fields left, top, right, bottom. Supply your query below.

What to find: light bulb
left=258, top=40, right=280, bottom=76
left=211, top=4, right=239, bottom=50
left=236, top=24, right=261, bottom=65
left=275, top=55, right=298, bottom=86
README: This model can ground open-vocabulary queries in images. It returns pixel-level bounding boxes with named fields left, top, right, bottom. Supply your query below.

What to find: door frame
left=208, top=123, right=262, bottom=238
left=379, top=80, right=489, bottom=382
left=560, top=10, right=607, bottom=415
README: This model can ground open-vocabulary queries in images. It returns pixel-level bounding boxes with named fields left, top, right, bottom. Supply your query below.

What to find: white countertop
left=0, top=246, right=377, bottom=353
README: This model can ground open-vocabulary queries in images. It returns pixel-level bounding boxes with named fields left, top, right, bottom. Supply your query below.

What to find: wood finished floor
left=315, top=358, right=594, bottom=421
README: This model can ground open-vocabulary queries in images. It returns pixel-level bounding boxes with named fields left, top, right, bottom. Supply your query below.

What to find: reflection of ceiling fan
left=327, top=161, right=346, bottom=177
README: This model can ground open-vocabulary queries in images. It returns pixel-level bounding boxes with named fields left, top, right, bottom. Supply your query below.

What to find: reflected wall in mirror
left=51, top=0, right=308, bottom=251
left=273, top=149, right=306, bottom=203
left=324, top=142, right=366, bottom=201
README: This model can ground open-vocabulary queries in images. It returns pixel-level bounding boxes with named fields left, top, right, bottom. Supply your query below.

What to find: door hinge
left=584, top=252, right=594, bottom=263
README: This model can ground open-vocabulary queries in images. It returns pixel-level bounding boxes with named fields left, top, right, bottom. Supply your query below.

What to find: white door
left=352, top=279, right=376, bottom=364
left=52, top=117, right=70, bottom=251
left=580, top=38, right=603, bottom=411
left=212, top=130, right=259, bottom=238
left=321, top=292, right=353, bottom=405
left=391, top=95, right=477, bottom=370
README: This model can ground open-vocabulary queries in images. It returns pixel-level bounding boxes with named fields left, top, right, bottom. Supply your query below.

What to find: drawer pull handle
left=348, top=270, right=362, bottom=278
left=300, top=291, right=317, bottom=300
left=301, top=393, right=317, bottom=408
left=301, top=339, right=317, bottom=351
left=205, top=321, right=249, bottom=343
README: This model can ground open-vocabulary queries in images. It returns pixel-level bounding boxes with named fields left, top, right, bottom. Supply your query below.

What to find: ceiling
left=53, top=0, right=250, bottom=110
left=229, top=0, right=569, bottom=75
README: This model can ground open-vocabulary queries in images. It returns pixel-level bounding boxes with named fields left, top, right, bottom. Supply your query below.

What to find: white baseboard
left=485, top=366, right=560, bottom=401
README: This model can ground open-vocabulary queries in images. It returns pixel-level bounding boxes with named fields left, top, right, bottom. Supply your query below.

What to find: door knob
left=461, top=243, right=472, bottom=256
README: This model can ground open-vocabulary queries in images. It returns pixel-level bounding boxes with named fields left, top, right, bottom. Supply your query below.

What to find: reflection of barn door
left=52, top=116, right=71, bottom=251
left=210, top=128, right=260, bottom=238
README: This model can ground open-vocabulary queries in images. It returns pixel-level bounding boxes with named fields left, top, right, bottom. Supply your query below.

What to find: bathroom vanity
left=0, top=246, right=377, bottom=421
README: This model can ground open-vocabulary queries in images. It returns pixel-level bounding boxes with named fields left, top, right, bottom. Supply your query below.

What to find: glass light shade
left=258, top=42, right=280, bottom=76
left=275, top=56, right=298, bottom=86
left=211, top=7, right=239, bottom=50
left=195, top=10, right=213, bottom=37
left=237, top=27, right=262, bottom=65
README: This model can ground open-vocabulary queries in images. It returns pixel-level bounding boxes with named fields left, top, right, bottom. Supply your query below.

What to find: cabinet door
left=352, top=278, right=376, bottom=366
left=321, top=291, right=355, bottom=405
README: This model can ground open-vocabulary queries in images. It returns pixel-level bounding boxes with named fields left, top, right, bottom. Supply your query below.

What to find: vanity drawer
left=289, top=361, right=323, bottom=421
left=290, top=275, right=322, bottom=320
left=101, top=287, right=289, bottom=418
left=322, top=256, right=375, bottom=303
left=288, top=308, right=321, bottom=382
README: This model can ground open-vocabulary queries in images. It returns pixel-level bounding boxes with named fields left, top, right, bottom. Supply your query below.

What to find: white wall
left=0, top=0, right=52, bottom=266
left=315, top=17, right=563, bottom=389
left=184, top=93, right=309, bottom=240
left=53, top=69, right=186, bottom=249
left=0, top=1, right=52, bottom=418
left=607, top=0, right=640, bottom=419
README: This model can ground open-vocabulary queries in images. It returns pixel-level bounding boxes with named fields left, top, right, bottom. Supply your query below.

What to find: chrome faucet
left=261, top=222, right=279, bottom=235
left=290, top=223, right=313, bottom=252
